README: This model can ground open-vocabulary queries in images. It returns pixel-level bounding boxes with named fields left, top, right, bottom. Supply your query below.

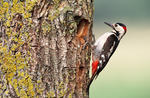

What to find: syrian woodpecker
left=87, top=22, right=127, bottom=90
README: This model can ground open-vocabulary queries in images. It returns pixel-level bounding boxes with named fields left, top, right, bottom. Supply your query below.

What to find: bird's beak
left=104, top=22, right=115, bottom=29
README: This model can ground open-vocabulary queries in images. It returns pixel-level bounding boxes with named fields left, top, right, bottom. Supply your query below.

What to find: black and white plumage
left=87, top=22, right=127, bottom=90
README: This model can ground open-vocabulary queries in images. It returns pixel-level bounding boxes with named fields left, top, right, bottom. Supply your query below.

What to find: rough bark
left=0, top=0, right=93, bottom=97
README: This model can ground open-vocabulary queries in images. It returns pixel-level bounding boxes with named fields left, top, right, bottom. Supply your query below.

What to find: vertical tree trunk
left=0, top=0, right=93, bottom=97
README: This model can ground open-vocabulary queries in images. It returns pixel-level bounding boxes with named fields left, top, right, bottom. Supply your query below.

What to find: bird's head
left=104, top=22, right=127, bottom=40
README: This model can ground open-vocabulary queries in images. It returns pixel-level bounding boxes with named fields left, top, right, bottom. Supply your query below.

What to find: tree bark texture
left=0, top=0, right=93, bottom=97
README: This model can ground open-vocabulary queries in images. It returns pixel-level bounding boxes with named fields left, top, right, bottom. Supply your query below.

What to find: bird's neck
left=111, top=30, right=119, bottom=36
left=111, top=30, right=124, bottom=40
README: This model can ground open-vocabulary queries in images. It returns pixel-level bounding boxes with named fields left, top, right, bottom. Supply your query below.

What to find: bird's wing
left=102, top=34, right=119, bottom=59
left=96, top=33, right=119, bottom=77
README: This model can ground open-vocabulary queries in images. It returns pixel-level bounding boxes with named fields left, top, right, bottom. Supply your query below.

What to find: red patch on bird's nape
left=123, top=26, right=127, bottom=32
left=92, top=60, right=99, bottom=75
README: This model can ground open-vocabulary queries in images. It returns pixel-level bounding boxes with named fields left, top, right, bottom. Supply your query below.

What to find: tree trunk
left=0, top=0, right=93, bottom=97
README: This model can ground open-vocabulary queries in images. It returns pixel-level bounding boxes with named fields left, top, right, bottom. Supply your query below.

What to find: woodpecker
left=87, top=22, right=127, bottom=90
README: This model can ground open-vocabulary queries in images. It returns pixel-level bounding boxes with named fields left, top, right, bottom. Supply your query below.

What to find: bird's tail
left=86, top=71, right=97, bottom=93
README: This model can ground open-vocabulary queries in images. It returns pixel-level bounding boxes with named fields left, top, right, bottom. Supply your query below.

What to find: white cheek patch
left=116, top=26, right=125, bottom=40
left=116, top=26, right=124, bottom=32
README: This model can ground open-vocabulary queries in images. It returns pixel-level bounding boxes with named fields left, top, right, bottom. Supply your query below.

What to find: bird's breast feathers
left=94, top=32, right=115, bottom=52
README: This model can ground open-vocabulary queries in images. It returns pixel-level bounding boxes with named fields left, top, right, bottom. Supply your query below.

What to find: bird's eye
left=115, top=24, right=118, bottom=27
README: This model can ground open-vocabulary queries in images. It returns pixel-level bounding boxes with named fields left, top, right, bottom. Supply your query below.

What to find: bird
left=87, top=22, right=127, bottom=90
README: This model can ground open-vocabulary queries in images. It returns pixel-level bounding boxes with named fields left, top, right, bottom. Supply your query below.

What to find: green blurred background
left=90, top=0, right=150, bottom=98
